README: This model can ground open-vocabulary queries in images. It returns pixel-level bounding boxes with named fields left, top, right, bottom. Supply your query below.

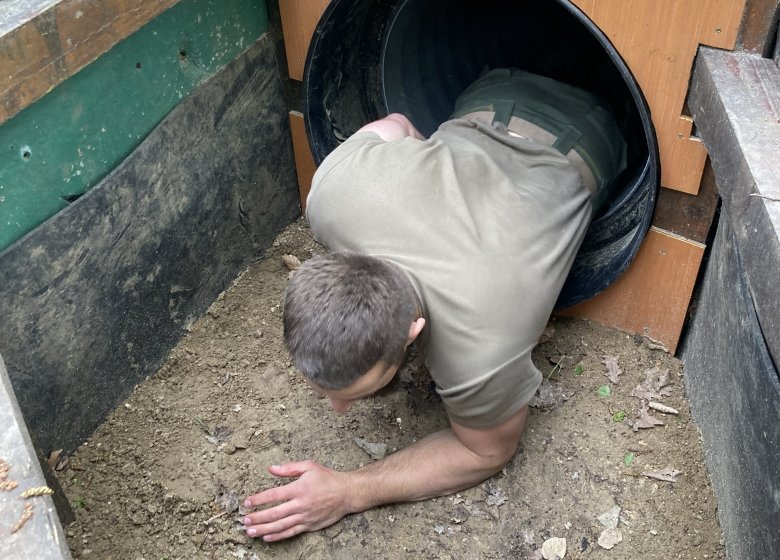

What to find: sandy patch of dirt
left=57, top=220, right=723, bottom=559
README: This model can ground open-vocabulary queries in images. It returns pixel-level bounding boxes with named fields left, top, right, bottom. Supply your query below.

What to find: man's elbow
left=478, top=442, right=519, bottom=473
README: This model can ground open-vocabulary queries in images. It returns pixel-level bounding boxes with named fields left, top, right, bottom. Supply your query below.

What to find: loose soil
left=57, top=220, right=724, bottom=560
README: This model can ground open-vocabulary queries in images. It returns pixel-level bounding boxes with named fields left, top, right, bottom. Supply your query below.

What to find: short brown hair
left=283, top=252, right=418, bottom=390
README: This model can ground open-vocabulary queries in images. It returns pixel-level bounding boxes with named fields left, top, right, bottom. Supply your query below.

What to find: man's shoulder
left=312, top=131, right=385, bottom=186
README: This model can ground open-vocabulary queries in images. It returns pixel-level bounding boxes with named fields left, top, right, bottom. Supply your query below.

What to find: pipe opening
left=304, top=0, right=660, bottom=307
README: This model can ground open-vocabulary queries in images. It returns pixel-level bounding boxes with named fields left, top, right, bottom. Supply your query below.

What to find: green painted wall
left=0, top=0, right=269, bottom=252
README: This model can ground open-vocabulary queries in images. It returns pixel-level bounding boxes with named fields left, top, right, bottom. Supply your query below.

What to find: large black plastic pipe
left=304, top=0, right=659, bottom=308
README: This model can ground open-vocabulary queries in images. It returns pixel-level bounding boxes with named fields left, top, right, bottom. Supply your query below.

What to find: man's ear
left=407, top=317, right=426, bottom=344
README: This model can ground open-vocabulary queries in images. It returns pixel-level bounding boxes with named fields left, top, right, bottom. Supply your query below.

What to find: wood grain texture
left=278, top=0, right=330, bottom=81
left=571, top=0, right=746, bottom=195
left=652, top=159, right=719, bottom=244
left=0, top=0, right=182, bottom=125
left=289, top=110, right=316, bottom=212
left=558, top=227, right=705, bottom=353
left=737, top=0, right=780, bottom=54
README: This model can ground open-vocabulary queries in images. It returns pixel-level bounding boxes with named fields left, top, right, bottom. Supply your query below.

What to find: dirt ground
left=56, top=220, right=724, bottom=560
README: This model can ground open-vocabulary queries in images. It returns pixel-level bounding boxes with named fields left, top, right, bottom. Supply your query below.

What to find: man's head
left=283, top=252, right=425, bottom=410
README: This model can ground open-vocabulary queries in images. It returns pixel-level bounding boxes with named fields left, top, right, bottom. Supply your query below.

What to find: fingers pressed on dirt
left=244, top=485, right=294, bottom=507
left=245, top=514, right=306, bottom=539
left=262, top=523, right=310, bottom=542
left=270, top=461, right=317, bottom=477
left=243, top=501, right=299, bottom=526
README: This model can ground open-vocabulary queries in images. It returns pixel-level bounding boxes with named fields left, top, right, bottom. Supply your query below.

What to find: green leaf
left=598, top=385, right=611, bottom=398
left=574, top=364, right=584, bottom=375
left=624, top=452, right=636, bottom=467
left=613, top=410, right=627, bottom=422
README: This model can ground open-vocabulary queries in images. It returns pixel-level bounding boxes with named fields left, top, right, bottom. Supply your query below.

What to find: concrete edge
left=688, top=46, right=780, bottom=365
left=0, top=353, right=72, bottom=559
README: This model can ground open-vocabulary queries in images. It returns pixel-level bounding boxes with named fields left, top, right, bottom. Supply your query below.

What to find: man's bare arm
left=242, top=405, right=528, bottom=541
left=356, top=113, right=426, bottom=142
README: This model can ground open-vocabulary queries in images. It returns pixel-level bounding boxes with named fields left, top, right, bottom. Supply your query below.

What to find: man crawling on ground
left=241, top=68, right=626, bottom=541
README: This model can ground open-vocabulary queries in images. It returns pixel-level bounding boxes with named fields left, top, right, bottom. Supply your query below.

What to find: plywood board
left=571, top=0, right=746, bottom=194
left=0, top=0, right=182, bottom=125
left=289, top=110, right=317, bottom=212
left=278, top=0, right=330, bottom=81
left=558, top=227, right=706, bottom=353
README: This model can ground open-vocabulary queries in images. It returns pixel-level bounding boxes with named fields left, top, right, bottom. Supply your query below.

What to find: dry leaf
left=459, top=499, right=494, bottom=520
left=632, top=367, right=673, bottom=400
left=214, top=481, right=240, bottom=514
left=541, top=537, right=567, bottom=559
left=642, top=468, right=681, bottom=482
left=633, top=401, right=665, bottom=431
left=602, top=355, right=622, bottom=384
left=485, top=484, right=508, bottom=507
left=538, top=321, right=555, bottom=344
left=47, top=449, right=63, bottom=470
left=55, top=455, right=70, bottom=471
left=281, top=254, right=301, bottom=271
left=598, top=528, right=623, bottom=549
left=529, top=380, right=569, bottom=411
left=206, top=425, right=232, bottom=445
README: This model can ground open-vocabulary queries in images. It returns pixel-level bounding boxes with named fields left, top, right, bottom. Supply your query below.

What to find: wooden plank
left=278, top=0, right=330, bottom=81
left=651, top=158, right=719, bottom=244
left=571, top=0, right=746, bottom=195
left=558, top=227, right=705, bottom=353
left=289, top=110, right=316, bottom=212
left=0, top=0, right=182, bottom=125
left=0, top=0, right=271, bottom=252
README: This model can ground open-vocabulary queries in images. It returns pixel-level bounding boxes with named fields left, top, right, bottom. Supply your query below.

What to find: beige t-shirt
left=306, top=119, right=592, bottom=428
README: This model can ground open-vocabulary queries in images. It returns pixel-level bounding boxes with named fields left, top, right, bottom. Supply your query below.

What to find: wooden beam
left=652, top=159, right=719, bottom=244
left=278, top=0, right=330, bottom=81
left=558, top=227, right=706, bottom=353
left=289, top=110, right=316, bottom=212
left=737, top=0, right=780, bottom=55
left=0, top=0, right=182, bottom=125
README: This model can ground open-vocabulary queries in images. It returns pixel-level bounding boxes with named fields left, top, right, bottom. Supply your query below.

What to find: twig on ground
left=203, top=511, right=229, bottom=525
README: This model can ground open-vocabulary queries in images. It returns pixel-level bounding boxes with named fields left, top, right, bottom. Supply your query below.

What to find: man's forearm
left=345, top=428, right=508, bottom=513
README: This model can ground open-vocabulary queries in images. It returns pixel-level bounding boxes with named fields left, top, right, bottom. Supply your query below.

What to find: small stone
left=541, top=537, right=567, bottom=559
left=597, top=505, right=621, bottom=530
left=598, top=528, right=623, bottom=550
left=354, top=437, right=388, bottom=460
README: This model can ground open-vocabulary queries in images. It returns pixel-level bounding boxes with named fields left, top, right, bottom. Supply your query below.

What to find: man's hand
left=242, top=461, right=354, bottom=541
left=243, top=406, right=528, bottom=542
left=356, top=113, right=426, bottom=142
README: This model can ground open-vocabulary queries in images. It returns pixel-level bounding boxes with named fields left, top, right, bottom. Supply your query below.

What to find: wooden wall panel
left=0, top=0, right=182, bottom=125
left=289, top=110, right=317, bottom=212
left=571, top=0, right=746, bottom=195
left=278, top=0, right=330, bottom=81
left=558, top=227, right=706, bottom=353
